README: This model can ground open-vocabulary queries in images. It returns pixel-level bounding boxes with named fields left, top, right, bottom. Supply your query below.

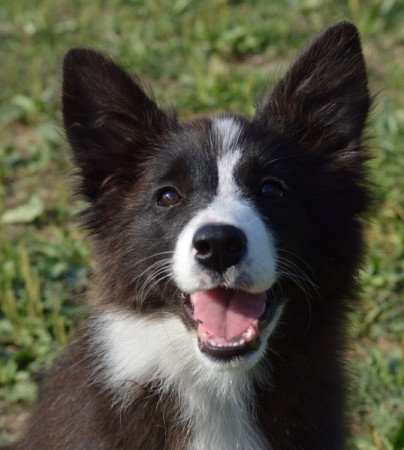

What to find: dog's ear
left=255, top=21, right=370, bottom=158
left=63, top=48, right=174, bottom=201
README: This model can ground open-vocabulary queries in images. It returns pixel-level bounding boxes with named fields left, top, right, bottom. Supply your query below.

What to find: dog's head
left=63, top=21, right=371, bottom=370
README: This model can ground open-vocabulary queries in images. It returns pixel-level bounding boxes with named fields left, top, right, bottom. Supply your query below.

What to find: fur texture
left=11, top=21, right=373, bottom=450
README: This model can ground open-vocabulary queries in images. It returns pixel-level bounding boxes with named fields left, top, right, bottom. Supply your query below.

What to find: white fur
left=213, top=116, right=243, bottom=155
left=173, top=117, right=277, bottom=294
left=91, top=311, right=288, bottom=449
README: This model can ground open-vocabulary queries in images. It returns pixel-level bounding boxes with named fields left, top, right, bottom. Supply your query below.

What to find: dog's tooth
left=244, top=327, right=255, bottom=340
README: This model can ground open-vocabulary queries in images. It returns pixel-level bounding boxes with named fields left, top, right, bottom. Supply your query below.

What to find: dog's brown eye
left=157, top=187, right=182, bottom=207
left=260, top=180, right=284, bottom=199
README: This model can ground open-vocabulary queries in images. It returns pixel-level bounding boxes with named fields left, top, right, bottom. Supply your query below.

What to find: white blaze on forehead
left=212, top=116, right=243, bottom=154
left=212, top=117, right=243, bottom=197
left=216, top=149, right=242, bottom=198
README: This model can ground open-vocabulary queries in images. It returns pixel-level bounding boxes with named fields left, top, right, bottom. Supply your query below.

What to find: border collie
left=12, top=21, right=372, bottom=449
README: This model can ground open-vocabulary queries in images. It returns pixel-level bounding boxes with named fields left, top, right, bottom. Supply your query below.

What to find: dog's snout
left=192, top=224, right=247, bottom=273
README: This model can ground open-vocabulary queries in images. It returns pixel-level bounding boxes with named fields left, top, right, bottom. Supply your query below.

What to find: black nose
left=192, top=224, right=247, bottom=273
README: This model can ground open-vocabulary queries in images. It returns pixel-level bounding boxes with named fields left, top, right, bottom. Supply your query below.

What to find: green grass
left=0, top=0, right=403, bottom=447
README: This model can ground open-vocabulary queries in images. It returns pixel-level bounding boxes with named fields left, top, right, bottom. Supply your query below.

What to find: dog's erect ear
left=63, top=48, right=174, bottom=201
left=255, top=21, right=370, bottom=156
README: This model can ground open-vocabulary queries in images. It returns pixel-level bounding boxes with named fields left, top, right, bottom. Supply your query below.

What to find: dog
left=11, top=21, right=372, bottom=449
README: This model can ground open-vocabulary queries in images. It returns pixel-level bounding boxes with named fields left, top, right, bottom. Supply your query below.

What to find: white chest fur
left=90, top=312, right=271, bottom=449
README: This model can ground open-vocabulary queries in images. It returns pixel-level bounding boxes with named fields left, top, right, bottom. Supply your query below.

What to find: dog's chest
left=93, top=313, right=270, bottom=449
left=184, top=385, right=269, bottom=450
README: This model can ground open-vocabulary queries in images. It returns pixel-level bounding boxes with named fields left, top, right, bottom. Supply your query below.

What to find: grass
left=0, top=0, right=403, bottom=447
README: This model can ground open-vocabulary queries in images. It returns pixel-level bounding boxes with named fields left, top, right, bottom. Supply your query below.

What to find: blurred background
left=0, top=0, right=403, bottom=447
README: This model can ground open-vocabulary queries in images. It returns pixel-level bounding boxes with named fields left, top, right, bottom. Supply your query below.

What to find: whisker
left=138, top=267, right=172, bottom=303
left=277, top=266, right=312, bottom=296
left=277, top=249, right=316, bottom=277
left=129, top=251, right=174, bottom=269
left=276, top=257, right=319, bottom=292
left=141, top=272, right=173, bottom=302
left=275, top=258, right=314, bottom=334
left=132, top=258, right=173, bottom=285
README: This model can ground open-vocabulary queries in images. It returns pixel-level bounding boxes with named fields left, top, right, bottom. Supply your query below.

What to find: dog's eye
left=260, top=180, right=284, bottom=199
left=157, top=187, right=182, bottom=207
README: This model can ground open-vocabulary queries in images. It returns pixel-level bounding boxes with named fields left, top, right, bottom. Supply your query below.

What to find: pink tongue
left=191, top=288, right=266, bottom=341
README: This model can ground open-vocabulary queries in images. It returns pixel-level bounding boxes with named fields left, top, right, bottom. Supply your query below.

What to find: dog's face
left=63, top=22, right=370, bottom=370
left=120, top=116, right=291, bottom=365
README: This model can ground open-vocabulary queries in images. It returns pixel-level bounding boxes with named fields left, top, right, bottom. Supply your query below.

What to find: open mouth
left=183, top=287, right=277, bottom=361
